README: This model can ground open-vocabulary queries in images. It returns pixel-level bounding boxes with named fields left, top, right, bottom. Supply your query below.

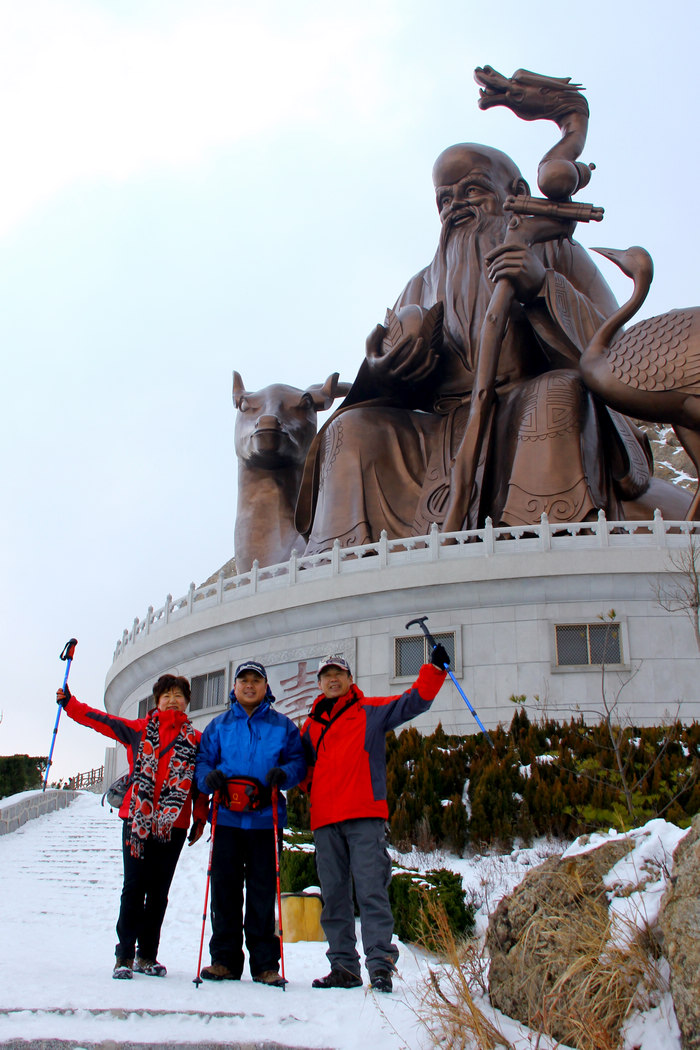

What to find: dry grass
left=514, top=870, right=664, bottom=1050
left=410, top=867, right=667, bottom=1050
left=414, top=896, right=513, bottom=1050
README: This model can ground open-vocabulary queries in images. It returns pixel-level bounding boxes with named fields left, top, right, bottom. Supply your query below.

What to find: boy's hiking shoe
left=133, top=957, right=167, bottom=977
left=200, top=963, right=239, bottom=981
left=253, top=970, right=287, bottom=988
left=370, top=970, right=393, bottom=993
left=113, top=958, right=134, bottom=980
left=312, top=969, right=363, bottom=989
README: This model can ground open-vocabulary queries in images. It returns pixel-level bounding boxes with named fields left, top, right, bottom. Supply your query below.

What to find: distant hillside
left=638, top=421, right=696, bottom=493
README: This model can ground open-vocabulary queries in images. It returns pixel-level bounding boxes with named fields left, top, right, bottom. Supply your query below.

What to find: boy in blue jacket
left=195, top=660, right=306, bottom=987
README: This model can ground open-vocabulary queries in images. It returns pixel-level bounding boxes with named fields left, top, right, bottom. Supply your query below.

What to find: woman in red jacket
left=56, top=673, right=208, bottom=979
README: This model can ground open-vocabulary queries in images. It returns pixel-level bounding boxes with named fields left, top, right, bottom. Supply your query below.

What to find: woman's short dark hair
left=153, top=674, right=191, bottom=705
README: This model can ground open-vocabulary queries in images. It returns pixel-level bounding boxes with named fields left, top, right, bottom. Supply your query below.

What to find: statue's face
left=433, top=146, right=514, bottom=235
left=435, top=166, right=506, bottom=232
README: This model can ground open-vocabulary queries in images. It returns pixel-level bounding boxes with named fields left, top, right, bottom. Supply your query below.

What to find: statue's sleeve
left=525, top=238, right=618, bottom=368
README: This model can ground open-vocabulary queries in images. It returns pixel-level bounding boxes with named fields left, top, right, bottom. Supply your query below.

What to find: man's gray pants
left=314, top=817, right=398, bottom=978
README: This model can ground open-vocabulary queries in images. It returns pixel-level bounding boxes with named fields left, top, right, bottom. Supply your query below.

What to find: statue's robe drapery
left=296, top=237, right=657, bottom=553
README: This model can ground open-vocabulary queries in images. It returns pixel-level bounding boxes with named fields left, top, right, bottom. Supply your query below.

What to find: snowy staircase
left=0, top=792, right=341, bottom=1049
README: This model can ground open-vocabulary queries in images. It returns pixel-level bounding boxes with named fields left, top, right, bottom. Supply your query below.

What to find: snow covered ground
left=0, top=792, right=686, bottom=1049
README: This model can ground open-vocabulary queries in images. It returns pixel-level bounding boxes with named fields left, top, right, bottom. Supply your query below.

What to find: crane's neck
left=592, top=266, right=651, bottom=354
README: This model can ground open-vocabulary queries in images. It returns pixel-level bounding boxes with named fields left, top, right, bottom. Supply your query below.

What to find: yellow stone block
left=280, top=892, right=325, bottom=943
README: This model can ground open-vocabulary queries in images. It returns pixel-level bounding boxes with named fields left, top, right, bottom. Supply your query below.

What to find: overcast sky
left=1, top=0, right=698, bottom=781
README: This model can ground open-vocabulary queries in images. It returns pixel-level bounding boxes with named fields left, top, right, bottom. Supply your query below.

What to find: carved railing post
left=429, top=521, right=439, bottom=560
left=597, top=509, right=609, bottom=547
left=217, top=569, right=225, bottom=602
left=251, top=560, right=259, bottom=593
left=164, top=594, right=172, bottom=623
left=146, top=606, right=153, bottom=635
left=289, top=549, right=298, bottom=585
left=379, top=530, right=388, bottom=567
left=187, top=582, right=195, bottom=613
left=331, top=539, right=340, bottom=575
left=653, top=508, right=667, bottom=547
left=540, top=512, right=551, bottom=551
left=484, top=516, right=495, bottom=555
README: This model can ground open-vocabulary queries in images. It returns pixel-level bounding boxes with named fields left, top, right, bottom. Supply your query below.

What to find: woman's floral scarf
left=127, top=712, right=198, bottom=859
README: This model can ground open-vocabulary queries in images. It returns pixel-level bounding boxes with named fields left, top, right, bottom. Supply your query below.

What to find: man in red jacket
left=301, top=649, right=448, bottom=992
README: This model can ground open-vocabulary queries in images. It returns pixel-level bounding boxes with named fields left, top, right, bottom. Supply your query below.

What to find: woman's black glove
left=205, top=769, right=228, bottom=793
left=265, top=767, right=287, bottom=788
left=430, top=644, right=450, bottom=669
left=188, top=819, right=205, bottom=845
left=56, top=685, right=71, bottom=707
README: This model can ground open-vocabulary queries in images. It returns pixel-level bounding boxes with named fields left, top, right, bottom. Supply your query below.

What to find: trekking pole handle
left=405, top=616, right=440, bottom=654
left=60, top=638, right=78, bottom=662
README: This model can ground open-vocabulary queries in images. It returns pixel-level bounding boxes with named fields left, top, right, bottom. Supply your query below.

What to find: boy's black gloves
left=265, top=767, right=287, bottom=788
left=205, top=769, right=228, bottom=793
left=431, top=644, right=450, bottom=669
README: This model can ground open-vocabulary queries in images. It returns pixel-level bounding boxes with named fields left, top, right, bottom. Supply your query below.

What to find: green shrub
left=388, top=867, right=474, bottom=951
left=280, top=846, right=318, bottom=893
left=286, top=786, right=311, bottom=831
left=0, top=755, right=47, bottom=799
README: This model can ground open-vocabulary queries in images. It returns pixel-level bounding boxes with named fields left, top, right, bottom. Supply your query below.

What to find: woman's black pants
left=115, top=820, right=186, bottom=961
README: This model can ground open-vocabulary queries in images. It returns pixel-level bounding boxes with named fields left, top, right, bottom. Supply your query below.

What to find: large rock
left=658, top=814, right=700, bottom=1050
left=486, top=838, right=633, bottom=1049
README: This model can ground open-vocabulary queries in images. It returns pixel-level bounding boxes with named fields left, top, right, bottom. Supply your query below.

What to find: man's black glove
left=56, top=685, right=71, bottom=707
left=430, top=644, right=450, bottom=669
left=205, top=769, right=228, bottom=793
left=265, top=767, right=287, bottom=788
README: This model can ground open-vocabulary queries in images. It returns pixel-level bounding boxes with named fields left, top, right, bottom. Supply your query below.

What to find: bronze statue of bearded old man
left=295, top=143, right=688, bottom=552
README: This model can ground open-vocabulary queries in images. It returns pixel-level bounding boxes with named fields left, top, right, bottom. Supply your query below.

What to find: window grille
left=395, top=632, right=455, bottom=677
left=190, top=670, right=225, bottom=712
left=555, top=623, right=622, bottom=667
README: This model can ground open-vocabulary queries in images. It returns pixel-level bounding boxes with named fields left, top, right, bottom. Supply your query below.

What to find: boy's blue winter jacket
left=195, top=699, right=306, bottom=829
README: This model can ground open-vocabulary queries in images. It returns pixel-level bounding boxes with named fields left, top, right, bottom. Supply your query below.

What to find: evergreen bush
left=388, top=868, right=474, bottom=950
left=280, top=845, right=318, bottom=893
left=0, top=755, right=47, bottom=799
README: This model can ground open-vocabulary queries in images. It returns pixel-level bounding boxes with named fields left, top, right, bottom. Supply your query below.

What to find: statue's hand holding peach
left=366, top=303, right=443, bottom=387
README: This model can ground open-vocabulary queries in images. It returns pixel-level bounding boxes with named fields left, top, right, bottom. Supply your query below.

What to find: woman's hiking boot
left=113, top=958, right=134, bottom=980
left=133, top=957, right=167, bottom=977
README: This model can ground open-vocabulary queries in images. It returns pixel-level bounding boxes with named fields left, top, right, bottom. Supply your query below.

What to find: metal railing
left=113, top=510, right=700, bottom=662
left=68, top=766, right=104, bottom=789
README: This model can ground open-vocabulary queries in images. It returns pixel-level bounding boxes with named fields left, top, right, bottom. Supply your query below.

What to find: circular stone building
left=102, top=513, right=700, bottom=782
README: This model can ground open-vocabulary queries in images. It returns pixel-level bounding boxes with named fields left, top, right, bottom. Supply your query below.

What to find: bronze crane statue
left=579, top=245, right=700, bottom=518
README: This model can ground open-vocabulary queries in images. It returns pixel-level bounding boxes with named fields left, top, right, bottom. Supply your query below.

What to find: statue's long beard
left=433, top=210, right=509, bottom=369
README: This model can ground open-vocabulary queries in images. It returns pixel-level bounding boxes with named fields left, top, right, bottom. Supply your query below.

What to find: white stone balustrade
left=112, top=512, right=700, bottom=661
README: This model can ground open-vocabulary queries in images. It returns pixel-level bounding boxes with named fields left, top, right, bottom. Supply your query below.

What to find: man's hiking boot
left=113, top=958, right=134, bottom=980
left=370, top=970, right=393, bottom=993
left=133, top=957, right=167, bottom=977
left=199, top=962, right=239, bottom=981
left=253, top=969, right=287, bottom=988
left=312, top=969, right=363, bottom=989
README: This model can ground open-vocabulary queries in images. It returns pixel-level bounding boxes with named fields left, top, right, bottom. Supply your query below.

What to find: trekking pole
left=271, top=785, right=286, bottom=989
left=193, top=794, right=219, bottom=987
left=405, top=616, right=494, bottom=748
left=43, top=638, right=78, bottom=791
